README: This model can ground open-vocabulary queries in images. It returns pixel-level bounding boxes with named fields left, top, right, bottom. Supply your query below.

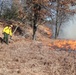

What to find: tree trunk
left=32, top=12, right=38, bottom=40
left=55, top=0, right=59, bottom=39
left=32, top=3, right=41, bottom=40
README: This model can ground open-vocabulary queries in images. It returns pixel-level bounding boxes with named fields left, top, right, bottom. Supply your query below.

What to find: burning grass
left=48, top=39, right=76, bottom=51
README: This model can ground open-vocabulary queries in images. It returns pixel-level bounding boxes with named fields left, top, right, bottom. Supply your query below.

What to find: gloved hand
left=2, top=32, right=4, bottom=34
left=10, top=36, right=12, bottom=40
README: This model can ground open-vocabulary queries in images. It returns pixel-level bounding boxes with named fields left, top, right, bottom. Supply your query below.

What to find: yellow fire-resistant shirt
left=3, top=26, right=13, bottom=36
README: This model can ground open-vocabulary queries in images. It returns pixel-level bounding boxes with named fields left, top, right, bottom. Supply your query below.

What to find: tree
left=1, top=0, right=76, bottom=39
left=44, top=0, right=76, bottom=39
left=2, top=4, right=18, bottom=19
left=32, top=2, right=41, bottom=40
left=23, top=0, right=42, bottom=40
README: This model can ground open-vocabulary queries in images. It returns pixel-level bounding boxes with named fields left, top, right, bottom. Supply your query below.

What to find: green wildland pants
left=3, top=32, right=9, bottom=44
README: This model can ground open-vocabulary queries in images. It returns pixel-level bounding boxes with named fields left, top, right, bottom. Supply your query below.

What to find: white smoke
left=59, top=14, right=76, bottom=40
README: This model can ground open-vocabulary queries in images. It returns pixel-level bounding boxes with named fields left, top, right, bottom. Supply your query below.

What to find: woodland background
left=0, top=0, right=76, bottom=39
left=0, top=0, right=76, bottom=75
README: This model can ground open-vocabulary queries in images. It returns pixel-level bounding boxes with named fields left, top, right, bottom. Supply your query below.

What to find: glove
left=2, top=32, right=4, bottom=34
left=10, top=36, right=12, bottom=40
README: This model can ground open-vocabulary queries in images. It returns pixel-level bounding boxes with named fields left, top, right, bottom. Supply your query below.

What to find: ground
left=0, top=21, right=76, bottom=75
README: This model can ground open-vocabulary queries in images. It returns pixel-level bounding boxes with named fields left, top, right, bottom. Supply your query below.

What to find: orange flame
left=44, top=27, right=52, bottom=37
left=48, top=39, right=76, bottom=51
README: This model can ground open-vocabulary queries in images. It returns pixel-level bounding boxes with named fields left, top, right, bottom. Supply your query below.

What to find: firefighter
left=2, top=24, right=13, bottom=44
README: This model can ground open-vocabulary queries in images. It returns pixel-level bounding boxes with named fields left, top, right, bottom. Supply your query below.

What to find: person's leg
left=3, top=33, right=9, bottom=44
left=3, top=33, right=6, bottom=42
left=3, top=33, right=5, bottom=41
left=5, top=34, right=9, bottom=44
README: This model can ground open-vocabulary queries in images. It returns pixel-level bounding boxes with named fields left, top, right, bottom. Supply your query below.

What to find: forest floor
left=0, top=21, right=76, bottom=75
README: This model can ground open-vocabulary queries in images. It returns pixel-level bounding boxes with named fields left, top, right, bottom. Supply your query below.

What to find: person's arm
left=9, top=29, right=13, bottom=38
left=2, top=26, right=8, bottom=33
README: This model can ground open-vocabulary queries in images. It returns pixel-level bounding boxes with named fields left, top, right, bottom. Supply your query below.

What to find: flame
left=48, top=39, right=76, bottom=51
left=44, top=27, right=52, bottom=37
left=39, top=25, right=76, bottom=51
left=38, top=25, right=76, bottom=51
left=39, top=25, right=52, bottom=37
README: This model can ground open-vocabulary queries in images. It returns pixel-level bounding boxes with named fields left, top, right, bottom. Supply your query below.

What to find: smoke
left=59, top=14, right=76, bottom=40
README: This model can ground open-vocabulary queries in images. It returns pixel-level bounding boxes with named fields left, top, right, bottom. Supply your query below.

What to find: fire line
left=48, top=39, right=76, bottom=51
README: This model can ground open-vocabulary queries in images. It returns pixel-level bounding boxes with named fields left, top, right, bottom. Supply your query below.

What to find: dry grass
left=0, top=21, right=76, bottom=75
